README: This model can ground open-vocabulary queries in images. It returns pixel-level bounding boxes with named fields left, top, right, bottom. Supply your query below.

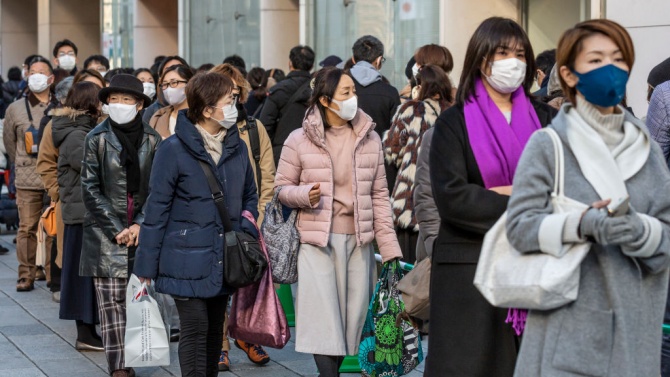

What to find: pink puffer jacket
left=275, top=107, right=402, bottom=262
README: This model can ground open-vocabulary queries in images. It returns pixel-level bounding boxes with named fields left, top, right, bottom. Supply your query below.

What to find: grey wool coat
left=506, top=105, right=670, bottom=377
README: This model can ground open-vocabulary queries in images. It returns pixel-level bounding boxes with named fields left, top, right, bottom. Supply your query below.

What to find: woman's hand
left=490, top=185, right=513, bottom=196
left=138, top=277, right=151, bottom=286
left=128, top=224, right=141, bottom=247
left=115, top=228, right=130, bottom=245
left=309, top=183, right=321, bottom=206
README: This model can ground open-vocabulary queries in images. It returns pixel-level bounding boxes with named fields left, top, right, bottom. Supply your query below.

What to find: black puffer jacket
left=79, top=118, right=161, bottom=278
left=51, top=107, right=97, bottom=224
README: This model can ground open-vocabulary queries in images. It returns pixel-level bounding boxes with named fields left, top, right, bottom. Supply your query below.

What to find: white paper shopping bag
left=124, top=274, right=170, bottom=367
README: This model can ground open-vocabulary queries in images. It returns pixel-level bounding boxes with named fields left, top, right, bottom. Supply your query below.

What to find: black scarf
left=236, top=102, right=247, bottom=123
left=110, top=114, right=144, bottom=194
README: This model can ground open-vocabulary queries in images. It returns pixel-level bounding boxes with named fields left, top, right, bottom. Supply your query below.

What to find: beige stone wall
left=260, top=0, right=299, bottom=71
left=134, top=0, right=178, bottom=69
left=1, top=0, right=38, bottom=76
left=37, top=0, right=100, bottom=68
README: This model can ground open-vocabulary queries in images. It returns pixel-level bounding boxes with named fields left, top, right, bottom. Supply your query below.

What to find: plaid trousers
left=93, top=277, right=129, bottom=373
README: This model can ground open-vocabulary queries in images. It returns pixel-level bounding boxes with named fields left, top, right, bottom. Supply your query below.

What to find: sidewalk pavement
left=0, top=234, right=427, bottom=376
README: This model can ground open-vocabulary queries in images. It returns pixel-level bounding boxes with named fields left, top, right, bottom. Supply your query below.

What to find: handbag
left=228, top=210, right=291, bottom=349
left=396, top=257, right=431, bottom=322
left=124, top=274, right=170, bottom=367
left=40, top=202, right=57, bottom=237
left=197, top=160, right=267, bottom=288
left=474, top=128, right=591, bottom=310
left=359, top=260, right=424, bottom=377
left=261, top=187, right=299, bottom=284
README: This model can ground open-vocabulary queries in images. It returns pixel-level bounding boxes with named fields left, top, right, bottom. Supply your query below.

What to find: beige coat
left=3, top=94, right=49, bottom=190
left=237, top=118, right=275, bottom=224
left=149, top=105, right=174, bottom=139
left=36, top=122, right=64, bottom=267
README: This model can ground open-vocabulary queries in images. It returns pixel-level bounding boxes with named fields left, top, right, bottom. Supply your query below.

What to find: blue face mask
left=572, top=64, right=629, bottom=108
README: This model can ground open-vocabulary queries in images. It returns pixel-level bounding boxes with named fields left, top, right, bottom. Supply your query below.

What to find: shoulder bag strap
left=541, top=128, right=565, bottom=197
left=197, top=160, right=234, bottom=232
left=246, top=116, right=262, bottom=191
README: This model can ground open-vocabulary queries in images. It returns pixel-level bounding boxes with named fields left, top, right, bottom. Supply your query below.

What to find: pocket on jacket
left=160, top=249, right=214, bottom=280
left=166, top=226, right=215, bottom=249
left=552, top=305, right=613, bottom=376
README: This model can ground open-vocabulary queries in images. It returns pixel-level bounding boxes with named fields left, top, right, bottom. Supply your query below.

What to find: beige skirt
left=294, top=233, right=376, bottom=356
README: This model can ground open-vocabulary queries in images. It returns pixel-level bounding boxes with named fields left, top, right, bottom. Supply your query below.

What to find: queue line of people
left=2, top=15, right=670, bottom=377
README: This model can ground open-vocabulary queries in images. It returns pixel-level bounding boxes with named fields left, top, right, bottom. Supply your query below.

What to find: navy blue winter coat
left=134, top=110, right=259, bottom=298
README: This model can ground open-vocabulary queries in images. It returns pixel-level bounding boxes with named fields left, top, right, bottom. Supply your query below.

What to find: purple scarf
left=463, top=79, right=542, bottom=189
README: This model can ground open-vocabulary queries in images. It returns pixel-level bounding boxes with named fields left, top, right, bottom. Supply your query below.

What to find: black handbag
left=197, top=160, right=267, bottom=288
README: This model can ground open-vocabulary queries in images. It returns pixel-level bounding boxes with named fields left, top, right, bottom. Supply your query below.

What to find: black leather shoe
left=16, top=279, right=34, bottom=292
left=75, top=340, right=104, bottom=352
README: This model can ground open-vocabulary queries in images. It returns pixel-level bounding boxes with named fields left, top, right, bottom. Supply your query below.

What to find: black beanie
left=648, top=57, right=670, bottom=88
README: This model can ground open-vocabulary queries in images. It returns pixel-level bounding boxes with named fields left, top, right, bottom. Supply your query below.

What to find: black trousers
left=397, top=228, right=419, bottom=265
left=49, top=237, right=61, bottom=292
left=174, top=295, right=228, bottom=377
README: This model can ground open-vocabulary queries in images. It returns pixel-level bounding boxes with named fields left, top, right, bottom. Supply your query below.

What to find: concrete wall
left=606, top=0, right=670, bottom=117
left=441, top=0, right=520, bottom=85
left=1, top=0, right=38, bottom=77
left=37, top=0, right=99, bottom=68
left=134, top=0, right=178, bottom=69
left=260, top=0, right=299, bottom=70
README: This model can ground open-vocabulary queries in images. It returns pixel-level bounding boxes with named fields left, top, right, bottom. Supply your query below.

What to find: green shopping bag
left=359, top=260, right=424, bottom=376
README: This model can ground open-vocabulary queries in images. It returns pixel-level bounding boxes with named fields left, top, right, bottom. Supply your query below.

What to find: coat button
left=219, top=233, right=224, bottom=237
left=218, top=260, right=223, bottom=264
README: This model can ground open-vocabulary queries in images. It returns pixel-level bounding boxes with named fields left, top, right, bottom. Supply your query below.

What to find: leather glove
left=579, top=208, right=645, bottom=246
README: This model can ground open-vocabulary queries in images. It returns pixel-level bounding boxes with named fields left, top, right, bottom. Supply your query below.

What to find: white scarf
left=565, top=106, right=650, bottom=203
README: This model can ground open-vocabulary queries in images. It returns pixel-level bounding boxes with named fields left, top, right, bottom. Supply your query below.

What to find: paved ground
left=0, top=234, right=427, bottom=376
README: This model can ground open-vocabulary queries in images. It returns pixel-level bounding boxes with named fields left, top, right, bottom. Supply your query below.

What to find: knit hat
left=319, top=55, right=343, bottom=68
left=99, top=73, right=152, bottom=107
left=648, top=57, right=670, bottom=88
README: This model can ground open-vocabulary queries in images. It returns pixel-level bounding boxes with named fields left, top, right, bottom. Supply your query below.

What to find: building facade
left=0, top=0, right=667, bottom=115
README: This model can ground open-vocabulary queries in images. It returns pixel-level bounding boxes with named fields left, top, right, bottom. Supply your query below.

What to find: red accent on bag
left=228, top=210, right=291, bottom=349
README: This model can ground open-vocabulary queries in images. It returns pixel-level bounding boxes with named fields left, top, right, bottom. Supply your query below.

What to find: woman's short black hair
left=158, top=55, right=189, bottom=76
left=186, top=72, right=233, bottom=125
left=133, top=68, right=156, bottom=82
left=455, top=17, right=536, bottom=106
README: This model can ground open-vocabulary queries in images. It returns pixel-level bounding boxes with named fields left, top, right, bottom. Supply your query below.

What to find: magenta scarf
left=463, top=78, right=542, bottom=188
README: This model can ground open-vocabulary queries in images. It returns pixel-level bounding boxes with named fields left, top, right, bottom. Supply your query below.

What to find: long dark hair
left=416, top=65, right=453, bottom=105
left=247, top=67, right=267, bottom=102
left=308, top=67, right=351, bottom=127
left=456, top=17, right=536, bottom=106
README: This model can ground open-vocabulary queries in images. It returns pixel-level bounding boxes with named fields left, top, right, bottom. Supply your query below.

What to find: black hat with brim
left=99, top=73, right=152, bottom=108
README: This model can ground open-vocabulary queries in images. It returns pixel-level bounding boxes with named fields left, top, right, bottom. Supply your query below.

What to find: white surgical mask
left=412, top=63, right=420, bottom=79
left=58, top=55, right=76, bottom=71
left=107, top=103, right=138, bottom=124
left=143, top=83, right=156, bottom=99
left=100, top=70, right=108, bottom=77
left=328, top=96, right=358, bottom=121
left=484, top=58, right=527, bottom=94
left=101, top=104, right=109, bottom=115
left=28, top=73, right=51, bottom=93
left=212, top=103, right=238, bottom=129
left=163, top=86, right=186, bottom=106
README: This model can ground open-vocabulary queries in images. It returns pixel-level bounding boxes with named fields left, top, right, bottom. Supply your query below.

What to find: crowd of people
left=2, top=14, right=670, bottom=377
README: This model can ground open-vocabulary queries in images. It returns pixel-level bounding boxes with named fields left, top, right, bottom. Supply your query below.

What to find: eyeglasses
left=58, top=52, right=76, bottom=57
left=160, top=80, right=188, bottom=90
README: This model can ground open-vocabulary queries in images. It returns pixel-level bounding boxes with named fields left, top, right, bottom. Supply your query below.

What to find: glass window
left=186, top=0, right=261, bottom=69
left=102, top=0, right=134, bottom=69
left=524, top=0, right=591, bottom=56
left=308, top=0, right=439, bottom=90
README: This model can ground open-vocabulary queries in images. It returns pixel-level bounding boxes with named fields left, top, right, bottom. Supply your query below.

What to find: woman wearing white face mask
left=79, top=74, right=161, bottom=377
left=424, top=18, right=556, bottom=377
left=134, top=71, right=259, bottom=377
left=275, top=67, right=402, bottom=376
left=133, top=68, right=157, bottom=103
left=150, top=64, right=194, bottom=139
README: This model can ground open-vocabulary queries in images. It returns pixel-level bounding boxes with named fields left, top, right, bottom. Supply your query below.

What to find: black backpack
left=243, top=116, right=262, bottom=191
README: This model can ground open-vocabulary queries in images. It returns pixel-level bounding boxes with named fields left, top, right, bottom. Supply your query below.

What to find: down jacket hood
left=349, top=61, right=382, bottom=87
left=51, top=107, right=97, bottom=148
